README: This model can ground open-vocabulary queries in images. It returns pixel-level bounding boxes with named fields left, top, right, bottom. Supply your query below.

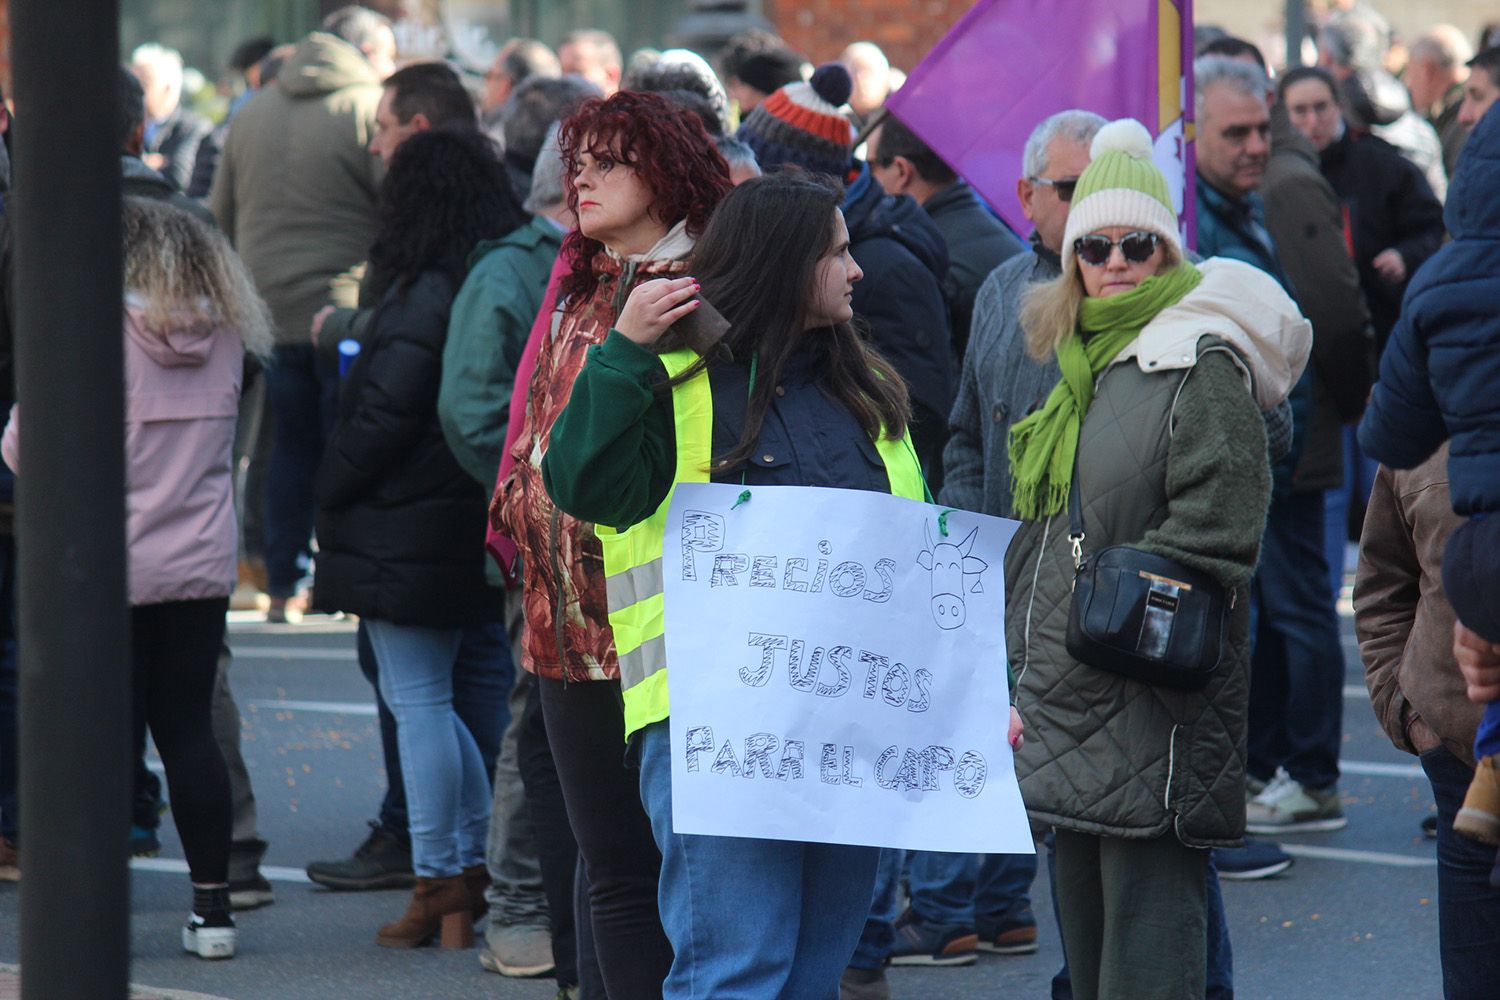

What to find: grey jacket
left=1005, top=345, right=1270, bottom=847
left=941, top=243, right=1061, bottom=516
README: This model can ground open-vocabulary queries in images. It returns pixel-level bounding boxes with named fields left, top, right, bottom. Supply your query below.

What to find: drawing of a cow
left=917, top=522, right=987, bottom=630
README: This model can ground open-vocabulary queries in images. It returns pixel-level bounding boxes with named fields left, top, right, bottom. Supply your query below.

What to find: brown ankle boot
left=462, top=864, right=491, bottom=922
left=376, top=874, right=475, bottom=949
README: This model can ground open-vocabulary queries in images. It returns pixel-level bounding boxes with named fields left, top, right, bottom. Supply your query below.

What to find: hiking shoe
left=228, top=874, right=275, bottom=910
left=888, top=910, right=977, bottom=967
left=840, top=964, right=891, bottom=1000
left=1245, top=773, right=1347, bottom=833
left=130, top=825, right=161, bottom=858
left=306, top=820, right=414, bottom=890
left=976, top=908, right=1038, bottom=954
left=1214, top=838, right=1294, bottom=880
left=0, top=837, right=18, bottom=882
left=479, top=922, right=555, bottom=977
left=1455, top=755, right=1500, bottom=845
left=182, top=886, right=237, bottom=960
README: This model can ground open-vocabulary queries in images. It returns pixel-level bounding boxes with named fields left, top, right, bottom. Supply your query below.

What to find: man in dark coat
left=1279, top=67, right=1445, bottom=351
left=868, top=113, right=1025, bottom=359
left=1196, top=55, right=1349, bottom=837
left=131, top=43, right=214, bottom=193
left=841, top=163, right=951, bottom=487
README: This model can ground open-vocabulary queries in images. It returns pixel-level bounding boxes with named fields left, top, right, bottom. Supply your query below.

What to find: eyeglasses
left=1029, top=176, right=1079, bottom=202
left=1073, top=231, right=1161, bottom=267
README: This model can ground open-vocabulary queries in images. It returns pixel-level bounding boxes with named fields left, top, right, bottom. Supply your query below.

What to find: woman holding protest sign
left=542, top=170, right=1024, bottom=999
left=490, top=90, right=730, bottom=997
left=1003, top=119, right=1307, bottom=1000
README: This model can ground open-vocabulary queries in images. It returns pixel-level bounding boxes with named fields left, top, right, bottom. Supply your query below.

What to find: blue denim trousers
left=1421, top=745, right=1500, bottom=1000
left=1323, top=428, right=1379, bottom=600
left=360, top=620, right=511, bottom=841
left=1247, top=490, right=1346, bottom=789
left=850, top=848, right=1038, bottom=966
left=639, top=721, right=878, bottom=1000
left=365, top=619, right=491, bottom=878
left=262, top=344, right=339, bottom=597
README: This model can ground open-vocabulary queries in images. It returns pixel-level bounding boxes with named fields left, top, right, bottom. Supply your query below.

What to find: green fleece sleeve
left=542, top=330, right=678, bottom=530
left=1137, top=350, right=1272, bottom=591
left=437, top=262, right=530, bottom=490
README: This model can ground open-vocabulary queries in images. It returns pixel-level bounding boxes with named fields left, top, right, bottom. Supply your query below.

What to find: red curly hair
left=557, top=91, right=732, bottom=303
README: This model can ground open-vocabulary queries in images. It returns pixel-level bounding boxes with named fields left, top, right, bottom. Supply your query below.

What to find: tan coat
left=209, top=33, right=382, bottom=344
left=1354, top=447, right=1481, bottom=765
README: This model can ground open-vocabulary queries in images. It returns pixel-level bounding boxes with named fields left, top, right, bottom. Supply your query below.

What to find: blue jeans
left=1044, top=833, right=1233, bottom=1000
left=1422, top=745, right=1500, bottom=1000
left=639, top=721, right=878, bottom=999
left=263, top=344, right=339, bottom=597
left=909, top=850, right=1037, bottom=926
left=366, top=619, right=491, bottom=878
left=850, top=848, right=1038, bottom=966
left=1247, top=490, right=1345, bottom=789
left=850, top=849, right=905, bottom=969
left=1323, top=429, right=1380, bottom=601
left=360, top=620, right=512, bottom=841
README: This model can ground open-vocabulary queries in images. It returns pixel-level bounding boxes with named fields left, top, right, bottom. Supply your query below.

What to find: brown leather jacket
left=493, top=228, right=692, bottom=682
left=1354, top=445, right=1482, bottom=765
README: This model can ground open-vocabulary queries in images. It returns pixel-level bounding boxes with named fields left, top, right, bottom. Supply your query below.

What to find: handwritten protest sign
left=662, top=482, right=1032, bottom=853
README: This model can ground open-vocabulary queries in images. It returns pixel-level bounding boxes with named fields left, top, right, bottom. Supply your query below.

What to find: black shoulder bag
left=1063, top=463, right=1229, bottom=691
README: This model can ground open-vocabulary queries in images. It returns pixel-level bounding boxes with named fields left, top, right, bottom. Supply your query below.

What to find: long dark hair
left=368, top=128, right=527, bottom=299
left=556, top=91, right=731, bottom=303
left=660, top=171, right=910, bottom=471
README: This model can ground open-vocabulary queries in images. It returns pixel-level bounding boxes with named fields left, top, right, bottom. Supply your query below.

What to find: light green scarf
left=1008, top=262, right=1202, bottom=520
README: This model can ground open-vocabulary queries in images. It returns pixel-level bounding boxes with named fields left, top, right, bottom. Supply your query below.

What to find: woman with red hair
left=492, top=90, right=730, bottom=998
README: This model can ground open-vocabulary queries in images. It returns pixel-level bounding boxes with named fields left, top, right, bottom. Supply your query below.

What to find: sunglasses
left=1029, top=176, right=1079, bottom=202
left=1073, top=231, right=1162, bottom=267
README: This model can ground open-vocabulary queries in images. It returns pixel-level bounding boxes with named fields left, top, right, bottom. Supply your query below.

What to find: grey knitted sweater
left=941, top=245, right=1062, bottom=516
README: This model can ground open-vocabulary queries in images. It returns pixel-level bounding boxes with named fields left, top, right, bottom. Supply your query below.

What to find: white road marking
left=131, top=857, right=312, bottom=883
left=1278, top=844, right=1435, bottom=868
left=246, top=698, right=376, bottom=716
left=1342, top=760, right=1424, bottom=779
left=231, top=646, right=356, bottom=661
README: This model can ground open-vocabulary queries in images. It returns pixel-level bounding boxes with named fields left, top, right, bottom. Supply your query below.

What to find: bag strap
left=1067, top=453, right=1085, bottom=570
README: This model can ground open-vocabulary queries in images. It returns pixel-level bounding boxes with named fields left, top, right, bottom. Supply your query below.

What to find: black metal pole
left=1285, top=0, right=1308, bottom=68
left=11, top=0, right=130, bottom=997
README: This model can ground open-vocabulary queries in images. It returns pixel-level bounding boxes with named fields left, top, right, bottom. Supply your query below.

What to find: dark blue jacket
left=1358, top=104, right=1500, bottom=515
left=1195, top=177, right=1312, bottom=498
left=843, top=164, right=951, bottom=485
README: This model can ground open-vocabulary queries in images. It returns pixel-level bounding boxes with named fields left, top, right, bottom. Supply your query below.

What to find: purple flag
left=886, top=0, right=1195, bottom=241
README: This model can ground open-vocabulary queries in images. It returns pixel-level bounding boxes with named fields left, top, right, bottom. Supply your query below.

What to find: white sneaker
left=182, top=913, right=237, bottom=960
left=1245, top=770, right=1346, bottom=833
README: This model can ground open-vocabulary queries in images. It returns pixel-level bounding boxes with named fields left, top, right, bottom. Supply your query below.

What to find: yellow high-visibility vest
left=598, top=348, right=927, bottom=740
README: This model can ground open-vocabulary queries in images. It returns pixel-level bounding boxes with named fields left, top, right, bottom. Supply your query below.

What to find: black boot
left=305, top=820, right=414, bottom=890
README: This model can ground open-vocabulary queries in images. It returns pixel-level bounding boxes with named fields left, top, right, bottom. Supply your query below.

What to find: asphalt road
left=0, top=600, right=1446, bottom=999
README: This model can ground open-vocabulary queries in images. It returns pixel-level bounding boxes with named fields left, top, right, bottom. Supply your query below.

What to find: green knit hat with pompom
left=1061, top=118, right=1180, bottom=272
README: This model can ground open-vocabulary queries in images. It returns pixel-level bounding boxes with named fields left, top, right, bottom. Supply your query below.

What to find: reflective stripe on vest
left=599, top=350, right=927, bottom=740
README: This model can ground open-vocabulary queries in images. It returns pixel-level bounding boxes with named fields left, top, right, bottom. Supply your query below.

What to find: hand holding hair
left=616, top=276, right=701, bottom=346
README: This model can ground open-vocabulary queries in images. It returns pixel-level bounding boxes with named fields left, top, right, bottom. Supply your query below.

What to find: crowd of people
left=0, top=3, right=1498, bottom=999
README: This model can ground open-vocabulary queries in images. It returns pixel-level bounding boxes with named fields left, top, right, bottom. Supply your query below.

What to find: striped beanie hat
left=736, top=63, right=855, bottom=178
left=1060, top=118, right=1181, bottom=272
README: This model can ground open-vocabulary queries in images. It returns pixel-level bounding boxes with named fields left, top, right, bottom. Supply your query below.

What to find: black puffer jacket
left=314, top=269, right=503, bottom=628
left=843, top=164, right=951, bottom=486
left=1319, top=128, right=1445, bottom=347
